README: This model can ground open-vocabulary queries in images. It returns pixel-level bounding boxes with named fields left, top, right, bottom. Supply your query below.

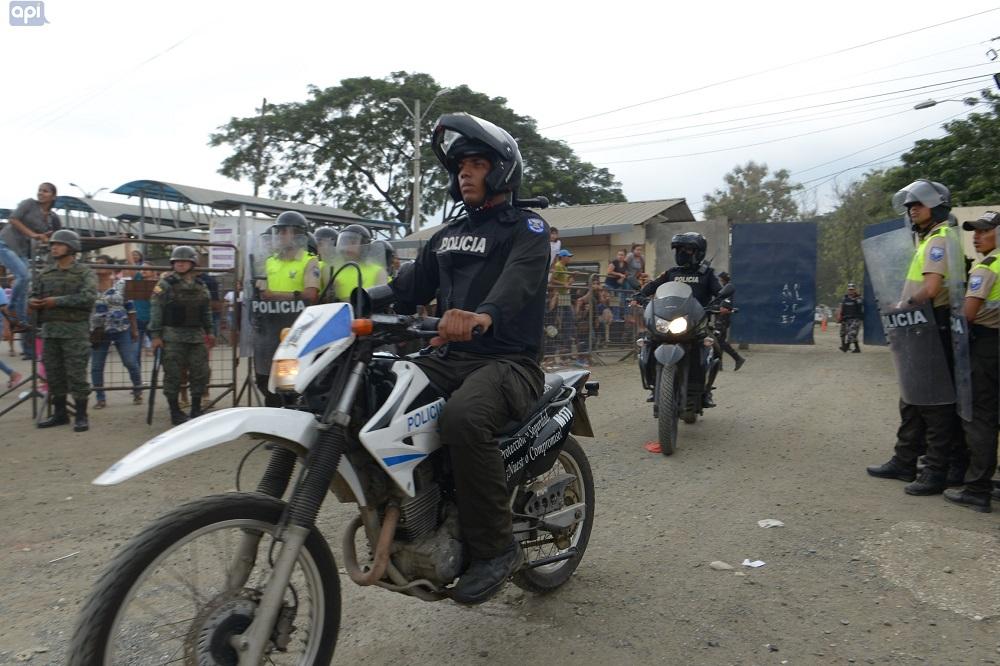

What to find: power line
left=541, top=6, right=1000, bottom=130
left=591, top=105, right=969, bottom=164
left=554, top=67, right=994, bottom=141
left=570, top=84, right=986, bottom=153
left=565, top=79, right=988, bottom=146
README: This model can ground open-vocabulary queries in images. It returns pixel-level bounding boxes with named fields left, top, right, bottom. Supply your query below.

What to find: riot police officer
left=639, top=231, right=723, bottom=406
left=31, top=229, right=97, bottom=431
left=867, top=180, right=968, bottom=495
left=314, top=226, right=338, bottom=297
left=150, top=246, right=214, bottom=425
left=944, top=211, right=1000, bottom=512
left=330, top=224, right=387, bottom=302
left=252, top=211, right=319, bottom=406
left=391, top=112, right=550, bottom=605
left=837, top=282, right=864, bottom=353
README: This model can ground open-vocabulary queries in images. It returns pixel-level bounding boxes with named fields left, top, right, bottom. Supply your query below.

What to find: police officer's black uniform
left=392, top=112, right=550, bottom=605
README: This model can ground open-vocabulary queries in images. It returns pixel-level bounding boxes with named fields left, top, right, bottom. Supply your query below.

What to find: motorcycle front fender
left=92, top=407, right=367, bottom=505
left=654, top=343, right=685, bottom=367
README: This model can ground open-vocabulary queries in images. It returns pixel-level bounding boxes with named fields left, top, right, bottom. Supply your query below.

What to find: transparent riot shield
left=943, top=223, right=972, bottom=421
left=249, top=228, right=313, bottom=376
left=320, top=238, right=388, bottom=305
left=862, top=224, right=956, bottom=405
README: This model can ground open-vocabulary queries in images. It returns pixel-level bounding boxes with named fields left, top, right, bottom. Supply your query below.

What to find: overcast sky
left=2, top=0, right=998, bottom=223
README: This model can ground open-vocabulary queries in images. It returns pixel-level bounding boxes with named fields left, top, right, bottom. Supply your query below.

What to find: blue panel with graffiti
left=729, top=222, right=817, bottom=345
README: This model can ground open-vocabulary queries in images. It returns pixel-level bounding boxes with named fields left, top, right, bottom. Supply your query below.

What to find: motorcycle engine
left=391, top=503, right=464, bottom=587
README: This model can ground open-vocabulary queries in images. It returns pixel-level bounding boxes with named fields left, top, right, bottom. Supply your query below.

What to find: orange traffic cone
left=821, top=317, right=828, bottom=332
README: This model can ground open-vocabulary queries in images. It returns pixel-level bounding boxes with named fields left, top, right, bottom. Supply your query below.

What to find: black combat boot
left=866, top=457, right=916, bottom=482
left=946, top=463, right=968, bottom=488
left=943, top=487, right=991, bottom=513
left=840, top=339, right=849, bottom=352
left=851, top=342, right=861, bottom=353
left=189, top=396, right=203, bottom=419
left=450, top=537, right=523, bottom=605
left=904, top=469, right=947, bottom=496
left=734, top=355, right=746, bottom=371
left=38, top=396, right=70, bottom=428
left=168, top=397, right=189, bottom=426
left=73, top=398, right=89, bottom=432
left=702, top=391, right=716, bottom=408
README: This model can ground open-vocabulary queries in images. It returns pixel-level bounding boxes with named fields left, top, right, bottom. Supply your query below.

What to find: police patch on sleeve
left=929, top=246, right=945, bottom=262
left=526, top=218, right=545, bottom=234
left=970, top=275, right=984, bottom=292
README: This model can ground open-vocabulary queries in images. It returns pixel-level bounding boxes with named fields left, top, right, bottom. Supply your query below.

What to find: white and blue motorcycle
left=69, top=287, right=599, bottom=665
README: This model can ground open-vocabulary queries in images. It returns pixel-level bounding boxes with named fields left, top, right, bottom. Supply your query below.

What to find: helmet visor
left=270, top=226, right=307, bottom=253
left=892, top=180, right=947, bottom=213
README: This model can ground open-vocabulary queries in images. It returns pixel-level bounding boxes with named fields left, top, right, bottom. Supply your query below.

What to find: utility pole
left=254, top=97, right=268, bottom=198
left=390, top=89, right=450, bottom=235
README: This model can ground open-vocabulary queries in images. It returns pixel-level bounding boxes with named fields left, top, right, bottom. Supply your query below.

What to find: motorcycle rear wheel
left=657, top=364, right=682, bottom=455
left=513, top=436, right=595, bottom=593
left=68, top=492, right=340, bottom=666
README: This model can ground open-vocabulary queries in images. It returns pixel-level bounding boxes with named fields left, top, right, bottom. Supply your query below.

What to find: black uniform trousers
left=716, top=321, right=740, bottom=363
left=412, top=349, right=543, bottom=560
left=893, top=309, right=965, bottom=475
left=961, top=327, right=999, bottom=496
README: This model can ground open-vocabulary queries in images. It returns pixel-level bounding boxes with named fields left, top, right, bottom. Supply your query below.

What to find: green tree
left=702, top=161, right=802, bottom=223
left=816, top=171, right=896, bottom=305
left=883, top=92, right=1000, bottom=204
left=209, top=71, right=625, bottom=229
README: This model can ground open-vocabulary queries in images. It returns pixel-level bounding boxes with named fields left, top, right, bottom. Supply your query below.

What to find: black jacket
left=392, top=203, right=550, bottom=357
left=640, top=263, right=722, bottom=307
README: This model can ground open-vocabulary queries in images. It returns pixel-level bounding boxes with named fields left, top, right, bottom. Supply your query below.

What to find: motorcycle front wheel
left=513, top=436, right=595, bottom=593
left=68, top=492, right=340, bottom=665
left=657, top=364, right=682, bottom=455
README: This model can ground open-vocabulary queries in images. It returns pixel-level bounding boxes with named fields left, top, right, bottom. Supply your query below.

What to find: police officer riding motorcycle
left=635, top=232, right=722, bottom=455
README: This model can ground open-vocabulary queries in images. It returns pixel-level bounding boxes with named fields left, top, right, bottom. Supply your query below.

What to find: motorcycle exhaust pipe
left=342, top=504, right=400, bottom=586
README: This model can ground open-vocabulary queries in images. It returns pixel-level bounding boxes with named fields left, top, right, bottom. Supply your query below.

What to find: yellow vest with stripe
left=265, top=253, right=312, bottom=292
left=904, top=224, right=950, bottom=308
left=333, top=262, right=383, bottom=301
left=971, top=250, right=1000, bottom=327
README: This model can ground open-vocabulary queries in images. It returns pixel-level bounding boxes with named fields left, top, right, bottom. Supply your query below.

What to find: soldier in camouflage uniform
left=150, top=246, right=214, bottom=425
left=30, top=230, right=97, bottom=432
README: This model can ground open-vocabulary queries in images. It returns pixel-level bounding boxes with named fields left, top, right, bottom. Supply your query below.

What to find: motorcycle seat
left=496, top=374, right=566, bottom=436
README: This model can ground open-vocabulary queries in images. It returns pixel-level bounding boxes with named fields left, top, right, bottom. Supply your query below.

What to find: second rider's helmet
left=671, top=232, right=708, bottom=267
left=431, top=112, right=523, bottom=203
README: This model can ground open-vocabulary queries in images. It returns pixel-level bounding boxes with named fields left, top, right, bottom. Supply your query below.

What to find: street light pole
left=913, top=96, right=980, bottom=110
left=390, top=89, right=449, bottom=235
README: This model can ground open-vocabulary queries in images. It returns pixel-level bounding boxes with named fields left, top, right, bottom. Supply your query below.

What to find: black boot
left=733, top=356, right=745, bottom=371
left=702, top=391, right=716, bottom=408
left=73, top=398, right=89, bottom=432
left=866, top=458, right=916, bottom=482
left=946, top=463, right=968, bottom=488
left=38, top=396, right=70, bottom=428
left=851, top=342, right=861, bottom=353
left=189, top=396, right=203, bottom=419
left=168, top=398, right=189, bottom=426
left=943, top=487, right=991, bottom=513
left=450, top=538, right=523, bottom=605
left=840, top=340, right=849, bottom=352
left=904, top=469, right=947, bottom=496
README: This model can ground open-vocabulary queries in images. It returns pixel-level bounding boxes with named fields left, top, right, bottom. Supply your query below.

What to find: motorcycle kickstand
left=233, top=524, right=309, bottom=664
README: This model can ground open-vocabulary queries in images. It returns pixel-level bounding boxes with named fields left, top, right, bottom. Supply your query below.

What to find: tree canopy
left=209, top=71, right=625, bottom=230
left=702, top=161, right=802, bottom=224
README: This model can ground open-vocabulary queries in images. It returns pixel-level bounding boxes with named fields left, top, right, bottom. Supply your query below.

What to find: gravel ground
left=2, top=328, right=999, bottom=664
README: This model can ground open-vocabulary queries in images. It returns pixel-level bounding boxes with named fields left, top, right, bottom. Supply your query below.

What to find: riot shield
left=862, top=224, right=955, bottom=405
left=943, top=223, right=972, bottom=421
left=320, top=237, right=388, bottom=305
left=249, top=229, right=312, bottom=376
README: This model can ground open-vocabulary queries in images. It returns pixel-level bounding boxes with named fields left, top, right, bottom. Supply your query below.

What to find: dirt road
left=2, top=329, right=999, bottom=664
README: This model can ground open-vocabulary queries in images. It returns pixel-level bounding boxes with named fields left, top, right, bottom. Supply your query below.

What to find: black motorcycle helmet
left=671, top=232, right=707, bottom=267
left=314, top=226, right=338, bottom=245
left=431, top=112, right=522, bottom=203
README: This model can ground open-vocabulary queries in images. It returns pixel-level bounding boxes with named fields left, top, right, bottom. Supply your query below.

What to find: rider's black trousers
left=412, top=350, right=543, bottom=560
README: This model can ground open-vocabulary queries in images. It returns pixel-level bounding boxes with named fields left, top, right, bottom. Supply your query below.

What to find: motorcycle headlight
left=272, top=359, right=299, bottom=391
left=668, top=316, right=689, bottom=334
left=656, top=316, right=688, bottom=334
